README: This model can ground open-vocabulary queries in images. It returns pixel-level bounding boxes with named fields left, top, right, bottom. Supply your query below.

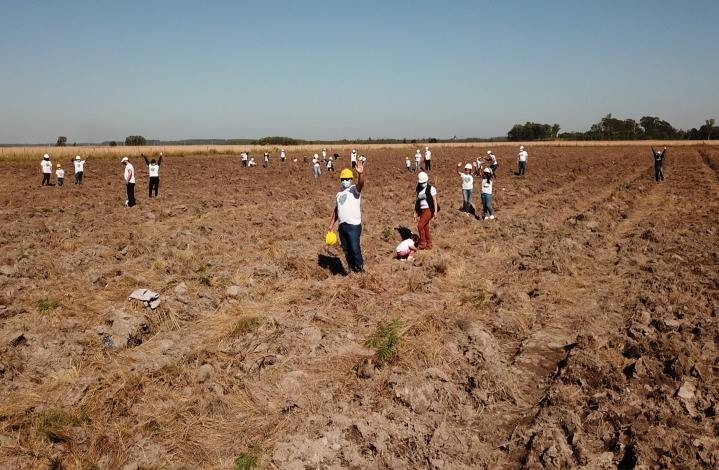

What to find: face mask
left=341, top=180, right=352, bottom=189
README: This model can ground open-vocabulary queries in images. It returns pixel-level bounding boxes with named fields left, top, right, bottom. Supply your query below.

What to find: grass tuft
left=37, top=299, right=60, bottom=315
left=227, top=316, right=262, bottom=337
left=365, top=320, right=402, bottom=365
left=234, top=452, right=258, bottom=470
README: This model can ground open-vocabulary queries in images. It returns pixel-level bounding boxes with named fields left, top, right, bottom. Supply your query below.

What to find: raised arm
left=143, top=155, right=150, bottom=166
left=158, top=155, right=163, bottom=166
left=356, top=162, right=365, bottom=192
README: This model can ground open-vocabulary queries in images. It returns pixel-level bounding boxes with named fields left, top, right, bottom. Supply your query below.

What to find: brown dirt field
left=1, top=145, right=718, bottom=469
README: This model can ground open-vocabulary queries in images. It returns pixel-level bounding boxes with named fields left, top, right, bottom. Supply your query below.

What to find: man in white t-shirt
left=457, top=162, right=474, bottom=213
left=121, top=157, right=136, bottom=207
left=41, top=154, right=53, bottom=186
left=424, top=146, right=432, bottom=171
left=280, top=149, right=286, bottom=162
left=328, top=163, right=366, bottom=273
left=350, top=149, right=358, bottom=169
left=414, top=149, right=422, bottom=171
left=313, top=154, right=322, bottom=179
left=55, top=163, right=65, bottom=187
left=517, top=145, right=528, bottom=175
left=241, top=152, right=248, bottom=166
left=73, top=155, right=86, bottom=184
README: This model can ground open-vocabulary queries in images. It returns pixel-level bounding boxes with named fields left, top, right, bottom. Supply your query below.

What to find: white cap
left=75, top=155, right=81, bottom=160
left=464, top=163, right=472, bottom=170
left=43, top=154, right=50, bottom=159
left=417, top=171, right=429, bottom=183
left=487, top=150, right=492, bottom=155
left=314, top=153, right=318, bottom=158
left=484, top=167, right=493, bottom=173
left=520, top=145, right=524, bottom=150
left=121, top=157, right=129, bottom=163
left=425, top=146, right=429, bottom=150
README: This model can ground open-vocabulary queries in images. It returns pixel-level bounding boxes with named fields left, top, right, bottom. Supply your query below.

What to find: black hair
left=396, top=226, right=413, bottom=241
left=150, top=159, right=156, bottom=164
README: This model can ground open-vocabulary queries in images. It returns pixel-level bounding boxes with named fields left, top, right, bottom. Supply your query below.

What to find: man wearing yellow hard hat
left=327, top=161, right=366, bottom=273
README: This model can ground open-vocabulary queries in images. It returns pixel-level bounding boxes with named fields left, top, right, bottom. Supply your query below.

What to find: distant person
left=517, top=145, right=528, bottom=175
left=424, top=146, right=432, bottom=170
left=481, top=168, right=495, bottom=220
left=326, top=155, right=334, bottom=172
left=41, top=154, right=52, bottom=186
left=359, top=155, right=367, bottom=164
left=322, top=148, right=328, bottom=161
left=350, top=149, right=358, bottom=169
left=457, top=162, right=474, bottom=213
left=248, top=157, right=257, bottom=167
left=313, top=154, right=322, bottom=179
left=73, top=155, right=86, bottom=184
left=280, top=149, right=286, bottom=162
left=143, top=153, right=163, bottom=197
left=328, top=162, right=365, bottom=273
left=241, top=152, right=248, bottom=166
left=55, top=163, right=64, bottom=187
left=487, top=150, right=498, bottom=176
left=651, top=146, right=666, bottom=181
left=405, top=156, right=412, bottom=172
left=121, top=157, right=136, bottom=207
left=415, top=171, right=439, bottom=250
left=414, top=149, right=422, bottom=171
left=263, top=152, right=270, bottom=168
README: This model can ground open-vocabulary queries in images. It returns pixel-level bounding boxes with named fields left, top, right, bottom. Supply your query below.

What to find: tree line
left=508, top=115, right=716, bottom=141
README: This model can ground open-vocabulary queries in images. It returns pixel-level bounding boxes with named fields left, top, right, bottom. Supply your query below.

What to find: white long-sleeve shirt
left=124, top=163, right=135, bottom=183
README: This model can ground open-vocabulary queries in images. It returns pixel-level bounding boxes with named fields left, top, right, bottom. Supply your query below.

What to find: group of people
left=120, top=154, right=163, bottom=207
left=405, top=146, right=433, bottom=172
left=40, top=154, right=86, bottom=187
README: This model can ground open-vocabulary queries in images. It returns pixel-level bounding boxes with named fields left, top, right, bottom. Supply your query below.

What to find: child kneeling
left=395, top=233, right=419, bottom=261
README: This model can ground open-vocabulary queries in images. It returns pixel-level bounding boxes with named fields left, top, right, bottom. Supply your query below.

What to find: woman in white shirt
left=143, top=154, right=163, bottom=197
left=457, top=162, right=474, bottom=213
left=481, top=168, right=495, bottom=220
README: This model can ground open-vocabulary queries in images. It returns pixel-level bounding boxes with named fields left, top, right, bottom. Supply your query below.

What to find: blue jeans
left=518, top=161, right=526, bottom=175
left=462, top=189, right=473, bottom=212
left=338, top=223, right=363, bottom=273
left=481, top=193, right=494, bottom=216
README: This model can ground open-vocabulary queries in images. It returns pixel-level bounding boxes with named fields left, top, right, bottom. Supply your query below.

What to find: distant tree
left=125, top=135, right=147, bottom=146
left=56, top=136, right=67, bottom=147
left=73, top=142, right=77, bottom=146
left=507, top=122, right=555, bottom=141
left=428, top=137, right=438, bottom=143
left=706, top=118, right=715, bottom=140
left=109, top=141, right=117, bottom=147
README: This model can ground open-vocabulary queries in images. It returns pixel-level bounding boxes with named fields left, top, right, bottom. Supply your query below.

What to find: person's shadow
left=318, top=254, right=347, bottom=276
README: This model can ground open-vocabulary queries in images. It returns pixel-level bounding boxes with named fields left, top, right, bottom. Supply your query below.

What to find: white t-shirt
left=74, top=160, right=85, bottom=172
left=336, top=185, right=361, bottom=225
left=41, top=160, right=52, bottom=173
left=405, top=159, right=411, bottom=167
left=350, top=151, right=357, bottom=162
left=461, top=173, right=474, bottom=190
left=415, top=152, right=421, bottom=162
left=519, top=150, right=528, bottom=162
left=124, top=163, right=135, bottom=183
left=326, top=159, right=333, bottom=168
left=313, top=160, right=320, bottom=168
left=424, top=149, right=432, bottom=160
left=241, top=153, right=248, bottom=161
left=418, top=185, right=437, bottom=210
left=280, top=151, right=286, bottom=159
left=481, top=179, right=493, bottom=195
left=149, top=163, right=160, bottom=177
left=322, top=150, right=327, bottom=158
left=396, top=238, right=416, bottom=253
left=489, top=154, right=497, bottom=165
left=249, top=159, right=256, bottom=166
left=56, top=168, right=64, bottom=178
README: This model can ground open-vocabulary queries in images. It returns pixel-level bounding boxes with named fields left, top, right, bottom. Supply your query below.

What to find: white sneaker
left=489, top=215, right=495, bottom=220
left=483, top=216, right=489, bottom=220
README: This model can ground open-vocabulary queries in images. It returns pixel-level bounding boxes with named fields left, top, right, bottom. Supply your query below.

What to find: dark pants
left=462, top=189, right=473, bottom=212
left=57, top=178, right=64, bottom=187
left=351, top=161, right=357, bottom=168
left=338, top=223, right=364, bottom=273
left=518, top=161, right=526, bottom=175
left=417, top=209, right=433, bottom=249
left=126, top=183, right=136, bottom=207
left=482, top=193, right=494, bottom=217
left=149, top=177, right=159, bottom=197
left=75, top=171, right=83, bottom=184
left=655, top=165, right=664, bottom=181
left=42, top=173, right=51, bottom=186
left=242, top=160, right=247, bottom=167
left=490, top=163, right=498, bottom=174
left=425, top=160, right=432, bottom=171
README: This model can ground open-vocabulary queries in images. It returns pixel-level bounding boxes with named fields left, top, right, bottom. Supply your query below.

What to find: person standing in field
left=280, top=149, right=286, bottom=162
left=328, top=162, right=366, bottom=273
left=424, top=146, right=432, bottom=171
left=241, top=152, right=248, bottom=166
left=651, top=146, right=666, bottom=181
left=121, top=157, right=136, bottom=207
left=73, top=155, right=86, bottom=184
left=326, top=154, right=334, bottom=172
left=263, top=152, right=270, bottom=168
left=457, top=162, right=474, bottom=213
left=517, top=145, right=528, bottom=175
left=350, top=149, right=358, bottom=169
left=322, top=148, right=328, bottom=162
left=481, top=168, right=495, bottom=220
left=55, top=163, right=64, bottom=187
left=415, top=171, right=439, bottom=250
left=313, top=154, right=322, bottom=179
left=143, top=153, right=162, bottom=197
left=41, top=154, right=53, bottom=186
left=414, top=149, right=422, bottom=171
left=487, top=150, right=498, bottom=176
left=405, top=156, right=412, bottom=172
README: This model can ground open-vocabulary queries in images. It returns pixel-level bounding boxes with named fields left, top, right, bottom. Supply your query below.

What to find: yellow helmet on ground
left=325, top=231, right=338, bottom=246
left=339, top=168, right=354, bottom=179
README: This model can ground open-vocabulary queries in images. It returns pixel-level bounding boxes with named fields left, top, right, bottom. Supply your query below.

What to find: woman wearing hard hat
left=328, top=162, right=366, bottom=273
left=415, top=171, right=439, bottom=250
left=481, top=168, right=495, bottom=220
left=457, top=162, right=474, bottom=213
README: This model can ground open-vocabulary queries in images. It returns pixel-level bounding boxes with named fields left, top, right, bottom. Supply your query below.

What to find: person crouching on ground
left=415, top=171, right=439, bottom=250
left=144, top=153, right=162, bottom=197
left=41, top=154, right=52, bottom=186
left=457, top=162, right=474, bottom=213
left=481, top=167, right=495, bottom=220
left=328, top=163, right=366, bottom=273
left=395, top=232, right=419, bottom=261
left=55, top=163, right=64, bottom=187
left=121, top=157, right=136, bottom=207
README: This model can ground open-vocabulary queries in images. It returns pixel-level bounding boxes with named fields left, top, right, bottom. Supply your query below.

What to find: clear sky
left=1, top=0, right=717, bottom=143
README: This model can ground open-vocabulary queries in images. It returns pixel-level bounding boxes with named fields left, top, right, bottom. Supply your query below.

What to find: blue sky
left=1, top=0, right=717, bottom=143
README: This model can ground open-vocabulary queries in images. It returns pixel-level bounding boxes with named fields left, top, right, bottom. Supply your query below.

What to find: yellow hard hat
left=325, top=231, right=338, bottom=246
left=339, top=168, right=354, bottom=179
left=57, top=163, right=61, bottom=167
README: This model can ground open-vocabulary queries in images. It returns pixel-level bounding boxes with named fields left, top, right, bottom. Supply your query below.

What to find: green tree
left=706, top=119, right=715, bottom=140
left=56, top=136, right=67, bottom=147
left=125, top=135, right=147, bottom=146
